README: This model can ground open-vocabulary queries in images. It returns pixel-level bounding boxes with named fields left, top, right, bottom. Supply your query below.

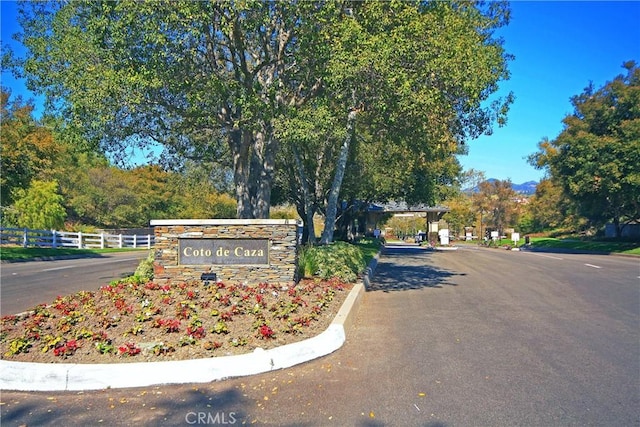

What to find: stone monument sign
left=150, top=219, right=300, bottom=286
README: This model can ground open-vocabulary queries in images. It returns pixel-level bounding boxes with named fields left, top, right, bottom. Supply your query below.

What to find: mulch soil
left=0, top=277, right=351, bottom=364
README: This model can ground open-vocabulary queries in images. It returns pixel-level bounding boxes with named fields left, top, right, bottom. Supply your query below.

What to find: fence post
left=100, top=233, right=105, bottom=249
left=147, top=234, right=151, bottom=249
left=52, top=230, right=58, bottom=249
left=132, top=234, right=137, bottom=248
left=77, top=231, right=83, bottom=249
left=119, top=234, right=123, bottom=248
left=23, top=228, right=28, bottom=248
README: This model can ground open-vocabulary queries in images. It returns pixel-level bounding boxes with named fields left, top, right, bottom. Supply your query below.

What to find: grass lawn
left=455, top=237, right=639, bottom=256
left=0, top=246, right=148, bottom=262
left=529, top=237, right=640, bottom=255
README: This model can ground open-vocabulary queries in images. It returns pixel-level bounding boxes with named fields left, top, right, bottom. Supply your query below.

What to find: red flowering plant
left=0, top=277, right=351, bottom=363
left=118, top=342, right=141, bottom=357
left=53, top=339, right=81, bottom=357
left=186, top=317, right=206, bottom=339
left=257, top=324, right=275, bottom=339
left=153, top=318, right=181, bottom=333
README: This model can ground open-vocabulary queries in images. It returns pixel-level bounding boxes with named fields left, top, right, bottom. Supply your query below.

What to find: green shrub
left=133, top=251, right=155, bottom=282
left=269, top=204, right=300, bottom=220
left=298, top=241, right=369, bottom=282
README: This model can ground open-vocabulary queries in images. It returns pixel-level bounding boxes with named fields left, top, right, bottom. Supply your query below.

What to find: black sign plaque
left=179, top=238, right=269, bottom=265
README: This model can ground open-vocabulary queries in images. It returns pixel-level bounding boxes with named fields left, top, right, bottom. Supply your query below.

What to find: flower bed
left=0, top=277, right=351, bottom=364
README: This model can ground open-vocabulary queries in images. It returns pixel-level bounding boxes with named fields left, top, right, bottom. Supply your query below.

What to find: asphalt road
left=1, top=244, right=638, bottom=426
left=1, top=251, right=149, bottom=315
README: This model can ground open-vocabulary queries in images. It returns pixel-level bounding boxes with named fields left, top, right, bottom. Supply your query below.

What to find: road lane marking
left=40, top=258, right=141, bottom=272
left=41, top=265, right=79, bottom=272
left=584, top=263, right=602, bottom=269
left=527, top=252, right=564, bottom=260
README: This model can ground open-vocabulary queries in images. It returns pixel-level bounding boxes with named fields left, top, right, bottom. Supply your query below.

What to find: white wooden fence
left=0, top=227, right=154, bottom=249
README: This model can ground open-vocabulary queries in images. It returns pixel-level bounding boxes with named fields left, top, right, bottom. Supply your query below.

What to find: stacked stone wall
left=150, top=219, right=300, bottom=286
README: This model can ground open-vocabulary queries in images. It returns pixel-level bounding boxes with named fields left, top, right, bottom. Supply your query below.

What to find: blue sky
left=460, top=1, right=640, bottom=183
left=2, top=1, right=639, bottom=184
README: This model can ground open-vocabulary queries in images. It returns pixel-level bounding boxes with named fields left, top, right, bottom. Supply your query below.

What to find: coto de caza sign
left=179, top=238, right=269, bottom=265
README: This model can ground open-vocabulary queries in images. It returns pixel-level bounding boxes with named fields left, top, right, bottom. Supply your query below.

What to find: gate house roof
left=367, top=201, right=450, bottom=214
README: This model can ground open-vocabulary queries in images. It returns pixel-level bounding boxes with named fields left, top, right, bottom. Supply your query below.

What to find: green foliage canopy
left=521, top=178, right=579, bottom=233
left=12, top=180, right=66, bottom=229
left=274, top=1, right=513, bottom=241
left=9, top=1, right=513, bottom=233
left=11, top=0, right=337, bottom=219
left=0, top=89, right=236, bottom=229
left=0, top=91, right=61, bottom=206
left=472, top=179, right=519, bottom=236
left=530, top=62, right=640, bottom=234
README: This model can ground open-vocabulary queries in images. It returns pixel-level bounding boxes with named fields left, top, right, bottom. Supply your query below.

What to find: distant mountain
left=511, top=181, right=538, bottom=195
left=465, top=179, right=538, bottom=195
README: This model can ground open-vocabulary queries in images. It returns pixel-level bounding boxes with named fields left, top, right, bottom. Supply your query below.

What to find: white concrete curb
left=0, top=282, right=365, bottom=391
left=363, top=250, right=381, bottom=290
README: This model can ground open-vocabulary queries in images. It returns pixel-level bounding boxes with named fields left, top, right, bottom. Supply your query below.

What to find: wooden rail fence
left=0, top=227, right=154, bottom=249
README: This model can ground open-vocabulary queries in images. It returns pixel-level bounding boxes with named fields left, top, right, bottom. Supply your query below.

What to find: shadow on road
left=367, top=245, right=464, bottom=292
left=523, top=246, right=615, bottom=256
left=2, top=387, right=251, bottom=426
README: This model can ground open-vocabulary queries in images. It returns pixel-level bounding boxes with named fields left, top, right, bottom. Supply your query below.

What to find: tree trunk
left=251, top=128, right=276, bottom=219
left=231, top=129, right=253, bottom=219
left=320, top=109, right=357, bottom=244
left=231, top=126, right=275, bottom=220
left=293, top=145, right=316, bottom=244
left=613, top=215, right=621, bottom=238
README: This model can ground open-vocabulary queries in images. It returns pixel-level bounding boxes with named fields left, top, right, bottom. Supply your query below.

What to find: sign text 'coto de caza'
left=179, top=238, right=269, bottom=265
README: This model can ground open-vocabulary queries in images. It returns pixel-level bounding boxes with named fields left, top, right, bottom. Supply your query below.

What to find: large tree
left=11, top=179, right=66, bottom=229
left=9, top=0, right=335, bottom=219
left=472, top=179, right=519, bottom=237
left=0, top=89, right=61, bottom=207
left=273, top=101, right=346, bottom=243
left=521, top=178, right=579, bottom=233
left=441, top=169, right=486, bottom=237
left=275, top=1, right=513, bottom=243
left=9, top=1, right=512, bottom=234
left=529, top=62, right=640, bottom=236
